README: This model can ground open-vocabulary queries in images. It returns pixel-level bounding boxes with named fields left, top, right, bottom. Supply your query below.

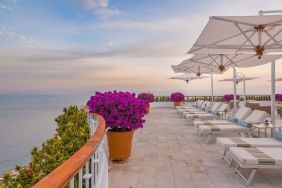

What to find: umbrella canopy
left=218, top=76, right=258, bottom=84
left=169, top=73, right=210, bottom=83
left=172, top=54, right=229, bottom=74
left=188, top=15, right=282, bottom=59
left=173, top=54, right=282, bottom=74
left=171, top=64, right=221, bottom=75
left=186, top=11, right=282, bottom=125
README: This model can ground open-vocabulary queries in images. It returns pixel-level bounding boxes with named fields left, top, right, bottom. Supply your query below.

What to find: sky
left=1, top=0, right=282, bottom=96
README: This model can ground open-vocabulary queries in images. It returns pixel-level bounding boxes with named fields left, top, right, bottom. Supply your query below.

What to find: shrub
left=223, top=94, right=240, bottom=102
left=1, top=106, right=90, bottom=188
left=170, top=92, right=185, bottom=102
left=137, top=93, right=154, bottom=104
left=87, top=91, right=147, bottom=131
left=275, top=94, right=282, bottom=101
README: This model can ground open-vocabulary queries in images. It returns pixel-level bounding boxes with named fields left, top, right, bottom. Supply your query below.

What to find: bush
left=223, top=94, right=240, bottom=102
left=275, top=94, right=282, bottom=101
left=1, top=106, right=90, bottom=188
left=170, top=92, right=185, bottom=102
left=137, top=93, right=154, bottom=104
left=87, top=91, right=147, bottom=131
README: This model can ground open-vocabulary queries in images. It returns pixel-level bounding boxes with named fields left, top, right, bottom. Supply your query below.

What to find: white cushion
left=211, top=103, right=222, bottom=111
left=217, top=103, right=228, bottom=112
left=244, top=110, right=268, bottom=123
left=199, top=124, right=250, bottom=134
left=234, top=107, right=252, bottom=120
left=217, top=137, right=282, bottom=151
left=229, top=147, right=282, bottom=165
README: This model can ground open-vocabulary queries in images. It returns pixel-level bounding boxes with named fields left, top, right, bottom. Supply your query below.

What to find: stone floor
left=108, top=108, right=282, bottom=188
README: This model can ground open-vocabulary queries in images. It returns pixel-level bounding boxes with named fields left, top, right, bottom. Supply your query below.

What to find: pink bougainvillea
left=137, top=93, right=154, bottom=104
left=170, top=92, right=185, bottom=102
left=223, top=94, right=240, bottom=102
left=87, top=91, right=147, bottom=131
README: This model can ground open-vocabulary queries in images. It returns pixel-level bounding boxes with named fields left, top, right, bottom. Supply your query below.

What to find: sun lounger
left=181, top=101, right=215, bottom=117
left=192, top=100, right=204, bottom=108
left=178, top=100, right=205, bottom=113
left=217, top=137, right=282, bottom=164
left=185, top=103, right=228, bottom=122
left=193, top=107, right=252, bottom=127
left=228, top=146, right=282, bottom=185
left=198, top=110, right=268, bottom=143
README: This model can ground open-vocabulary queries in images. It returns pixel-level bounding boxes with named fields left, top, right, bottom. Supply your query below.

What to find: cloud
left=82, top=0, right=108, bottom=9
left=0, top=27, right=38, bottom=45
left=95, top=7, right=120, bottom=19
left=0, top=4, right=13, bottom=12
left=80, top=0, right=120, bottom=18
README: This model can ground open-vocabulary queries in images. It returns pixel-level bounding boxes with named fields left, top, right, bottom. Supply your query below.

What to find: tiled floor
left=108, top=108, right=282, bottom=188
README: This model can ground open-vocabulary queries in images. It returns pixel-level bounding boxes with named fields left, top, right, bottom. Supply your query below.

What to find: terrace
left=108, top=107, right=282, bottom=188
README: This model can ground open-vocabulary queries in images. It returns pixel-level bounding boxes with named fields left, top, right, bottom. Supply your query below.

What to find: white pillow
left=244, top=110, right=268, bottom=123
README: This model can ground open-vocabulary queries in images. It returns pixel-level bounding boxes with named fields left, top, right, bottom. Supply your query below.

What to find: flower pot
left=107, top=130, right=134, bottom=160
left=146, top=104, right=150, bottom=114
left=174, top=101, right=180, bottom=108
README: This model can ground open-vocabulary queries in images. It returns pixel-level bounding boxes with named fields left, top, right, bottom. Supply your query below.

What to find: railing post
left=70, top=178, right=74, bottom=188
left=79, top=169, right=83, bottom=188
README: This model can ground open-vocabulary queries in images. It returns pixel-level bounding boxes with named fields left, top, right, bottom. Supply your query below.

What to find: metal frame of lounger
left=227, top=150, right=282, bottom=186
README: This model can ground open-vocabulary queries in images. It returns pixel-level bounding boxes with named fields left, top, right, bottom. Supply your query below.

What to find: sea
left=0, top=94, right=90, bottom=175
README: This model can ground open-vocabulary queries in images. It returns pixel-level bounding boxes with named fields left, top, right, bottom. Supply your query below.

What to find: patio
left=108, top=107, right=282, bottom=188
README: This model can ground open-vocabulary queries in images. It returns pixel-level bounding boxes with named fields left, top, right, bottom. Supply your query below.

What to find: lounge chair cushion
left=199, top=124, right=250, bottom=134
left=227, top=116, right=238, bottom=123
left=217, top=137, right=282, bottom=150
left=244, top=110, right=268, bottom=123
left=274, top=131, right=282, bottom=141
left=229, top=147, right=282, bottom=165
left=234, top=107, right=252, bottom=120
left=238, top=120, right=252, bottom=128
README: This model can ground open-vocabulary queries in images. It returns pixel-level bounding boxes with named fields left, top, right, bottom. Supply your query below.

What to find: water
left=0, top=94, right=89, bottom=175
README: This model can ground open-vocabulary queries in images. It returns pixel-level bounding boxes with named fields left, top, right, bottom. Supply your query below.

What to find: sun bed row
left=175, top=100, right=282, bottom=186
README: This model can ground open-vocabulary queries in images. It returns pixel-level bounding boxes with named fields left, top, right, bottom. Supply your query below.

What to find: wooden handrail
left=33, top=113, right=106, bottom=188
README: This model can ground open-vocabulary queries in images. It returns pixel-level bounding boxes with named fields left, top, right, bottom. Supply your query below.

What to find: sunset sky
left=1, top=0, right=282, bottom=96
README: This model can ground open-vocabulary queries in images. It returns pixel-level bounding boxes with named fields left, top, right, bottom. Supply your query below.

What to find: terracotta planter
left=146, top=104, right=150, bottom=114
left=174, top=101, right=180, bottom=108
left=107, top=130, right=134, bottom=160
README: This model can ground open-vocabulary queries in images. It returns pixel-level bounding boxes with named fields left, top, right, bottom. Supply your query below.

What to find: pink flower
left=223, top=94, right=240, bottom=102
left=137, top=93, right=154, bottom=104
left=87, top=91, right=147, bottom=131
left=170, top=92, right=185, bottom=102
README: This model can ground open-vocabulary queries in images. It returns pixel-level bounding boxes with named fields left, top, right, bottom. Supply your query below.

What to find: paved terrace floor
left=108, top=108, right=282, bottom=188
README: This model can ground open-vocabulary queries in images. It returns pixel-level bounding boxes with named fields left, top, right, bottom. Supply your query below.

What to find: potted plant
left=223, top=94, right=240, bottom=102
left=87, top=91, right=147, bottom=161
left=170, top=92, right=185, bottom=108
left=137, top=93, right=154, bottom=114
left=275, top=94, right=282, bottom=106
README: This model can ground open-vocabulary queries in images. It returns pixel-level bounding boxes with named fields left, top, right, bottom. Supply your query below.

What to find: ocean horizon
left=0, top=94, right=89, bottom=175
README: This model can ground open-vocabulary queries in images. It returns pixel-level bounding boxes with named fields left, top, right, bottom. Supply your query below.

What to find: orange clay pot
left=174, top=102, right=180, bottom=108
left=146, top=104, right=150, bottom=114
left=107, top=130, right=134, bottom=160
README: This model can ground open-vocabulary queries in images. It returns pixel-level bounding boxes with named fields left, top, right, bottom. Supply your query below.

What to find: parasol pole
left=211, top=74, right=214, bottom=104
left=233, top=65, right=237, bottom=113
left=271, top=61, right=276, bottom=127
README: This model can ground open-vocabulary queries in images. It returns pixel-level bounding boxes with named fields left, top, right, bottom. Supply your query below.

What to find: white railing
left=33, top=113, right=108, bottom=188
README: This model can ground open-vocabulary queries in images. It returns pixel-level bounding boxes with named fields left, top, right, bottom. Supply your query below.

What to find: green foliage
left=1, top=106, right=90, bottom=188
